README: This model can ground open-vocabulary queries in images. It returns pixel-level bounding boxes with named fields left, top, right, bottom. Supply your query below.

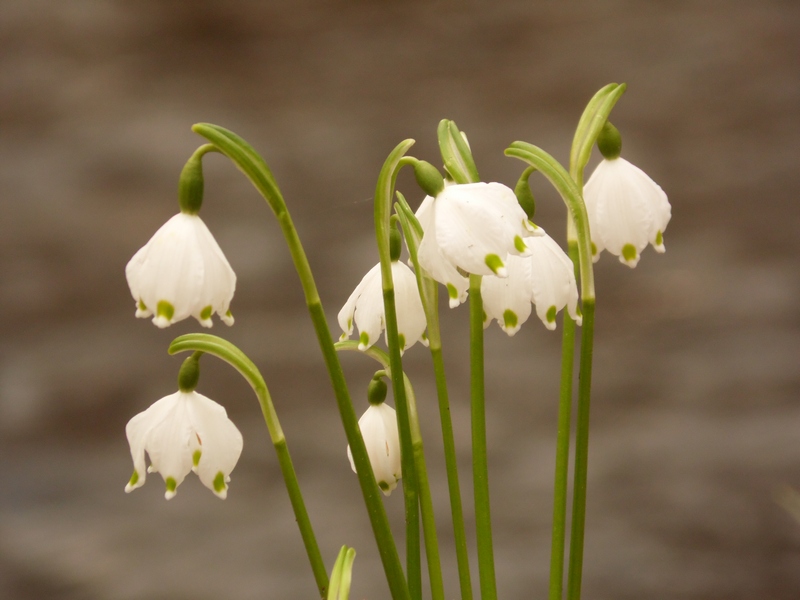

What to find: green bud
left=177, top=351, right=203, bottom=392
left=389, top=227, right=402, bottom=262
left=367, top=373, right=388, bottom=406
left=178, top=153, right=205, bottom=214
left=597, top=121, right=622, bottom=160
left=413, top=160, right=445, bottom=197
left=514, top=167, right=537, bottom=220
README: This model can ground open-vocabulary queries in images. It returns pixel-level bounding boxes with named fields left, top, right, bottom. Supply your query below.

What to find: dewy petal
left=526, top=235, right=581, bottom=330
left=480, top=255, right=532, bottom=336
left=347, top=403, right=401, bottom=497
left=416, top=195, right=469, bottom=307
left=124, top=390, right=242, bottom=499
left=434, top=182, right=529, bottom=276
left=584, top=158, right=670, bottom=267
left=125, top=213, right=236, bottom=327
left=186, top=392, right=244, bottom=499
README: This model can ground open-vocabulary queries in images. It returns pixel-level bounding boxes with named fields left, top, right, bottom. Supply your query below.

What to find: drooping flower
left=124, top=390, right=243, bottom=499
left=583, top=123, right=671, bottom=268
left=338, top=261, right=427, bottom=354
left=126, top=213, right=236, bottom=328
left=416, top=182, right=542, bottom=308
left=482, top=234, right=581, bottom=334
left=346, top=402, right=402, bottom=496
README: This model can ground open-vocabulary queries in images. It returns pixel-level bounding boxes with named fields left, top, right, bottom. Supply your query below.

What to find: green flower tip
left=138, top=299, right=147, bottom=311
left=157, top=300, right=175, bottom=321
left=622, top=243, right=637, bottom=264
left=397, top=333, right=406, bottom=352
left=358, top=331, right=370, bottom=351
left=192, top=450, right=202, bottom=467
left=503, top=309, right=518, bottom=330
left=165, top=476, right=177, bottom=500
left=178, top=153, right=205, bottom=214
left=485, top=253, right=506, bottom=277
left=655, top=230, right=664, bottom=246
left=597, top=121, right=622, bottom=160
left=378, top=480, right=391, bottom=493
left=546, top=305, right=557, bottom=324
left=128, top=470, right=139, bottom=486
left=514, top=235, right=527, bottom=253
left=367, top=376, right=388, bottom=406
left=213, top=471, right=226, bottom=494
left=413, top=160, right=445, bottom=198
left=200, top=305, right=213, bottom=321
left=446, top=283, right=458, bottom=300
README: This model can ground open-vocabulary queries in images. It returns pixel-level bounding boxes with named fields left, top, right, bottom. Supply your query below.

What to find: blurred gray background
left=1, top=1, right=798, bottom=598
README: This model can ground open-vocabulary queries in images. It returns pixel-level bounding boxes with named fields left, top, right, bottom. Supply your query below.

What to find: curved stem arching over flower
left=168, top=333, right=329, bottom=599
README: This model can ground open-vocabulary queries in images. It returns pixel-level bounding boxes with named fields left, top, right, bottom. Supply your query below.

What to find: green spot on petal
left=213, top=472, right=226, bottom=493
left=347, top=317, right=353, bottom=331
left=225, top=309, right=233, bottom=318
left=137, top=299, right=147, bottom=311
left=655, top=230, right=663, bottom=246
left=514, top=235, right=526, bottom=253
left=446, top=283, right=458, bottom=300
left=503, top=309, right=518, bottom=329
left=622, top=244, right=637, bottom=263
left=546, top=306, right=557, bottom=324
left=378, top=481, right=390, bottom=492
left=157, top=300, right=175, bottom=321
left=193, top=450, right=202, bottom=467
left=359, top=331, right=369, bottom=347
left=129, top=470, right=139, bottom=486
left=200, top=305, right=213, bottom=321
left=485, top=253, right=504, bottom=275
left=591, top=242, right=598, bottom=256
left=398, top=334, right=406, bottom=349
left=165, top=477, right=177, bottom=493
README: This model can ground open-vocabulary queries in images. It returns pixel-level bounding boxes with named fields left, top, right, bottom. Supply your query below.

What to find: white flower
left=126, top=213, right=237, bottom=328
left=124, top=390, right=243, bottom=499
left=416, top=182, right=542, bottom=308
left=338, top=261, right=427, bottom=354
left=583, top=157, right=671, bottom=268
left=346, top=402, right=402, bottom=497
left=482, top=234, right=581, bottom=334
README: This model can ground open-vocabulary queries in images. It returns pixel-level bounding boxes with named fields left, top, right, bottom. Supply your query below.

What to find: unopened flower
left=482, top=234, right=581, bottom=334
left=346, top=402, right=402, bottom=496
left=338, top=261, right=427, bottom=354
left=583, top=123, right=671, bottom=268
left=124, top=390, right=243, bottom=499
left=126, top=213, right=236, bottom=328
left=416, top=182, right=542, bottom=308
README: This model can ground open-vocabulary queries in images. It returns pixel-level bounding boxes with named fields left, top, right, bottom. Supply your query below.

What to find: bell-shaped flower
left=416, top=182, right=542, bottom=308
left=126, top=213, right=237, bottom=328
left=338, top=261, right=427, bottom=354
left=482, top=234, right=581, bottom=334
left=583, top=157, right=671, bottom=268
left=346, top=402, right=402, bottom=496
left=124, top=390, right=243, bottom=499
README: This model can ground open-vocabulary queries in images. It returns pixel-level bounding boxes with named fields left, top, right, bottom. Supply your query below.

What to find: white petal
left=391, top=262, right=427, bottom=352
left=526, top=235, right=581, bottom=330
left=125, top=213, right=236, bottom=327
left=480, top=256, right=532, bottom=336
left=187, top=392, right=244, bottom=499
left=584, top=158, right=670, bottom=267
left=351, top=266, right=385, bottom=351
left=347, top=403, right=402, bottom=496
left=338, top=263, right=380, bottom=339
left=434, top=183, right=525, bottom=276
left=416, top=196, right=470, bottom=307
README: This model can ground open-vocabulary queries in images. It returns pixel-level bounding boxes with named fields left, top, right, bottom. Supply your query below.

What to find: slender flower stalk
left=395, top=192, right=473, bottom=600
left=168, top=334, right=328, bottom=599
left=336, top=341, right=445, bottom=600
left=190, top=125, right=410, bottom=600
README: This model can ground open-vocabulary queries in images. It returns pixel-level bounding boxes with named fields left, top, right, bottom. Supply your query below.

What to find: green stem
left=470, top=274, right=497, bottom=600
left=191, top=124, right=410, bottom=600
left=335, top=342, right=445, bottom=600
left=374, top=141, right=422, bottom=599
left=566, top=299, right=595, bottom=600
left=168, top=334, right=328, bottom=598
left=548, top=240, right=579, bottom=600
left=395, top=192, right=474, bottom=600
